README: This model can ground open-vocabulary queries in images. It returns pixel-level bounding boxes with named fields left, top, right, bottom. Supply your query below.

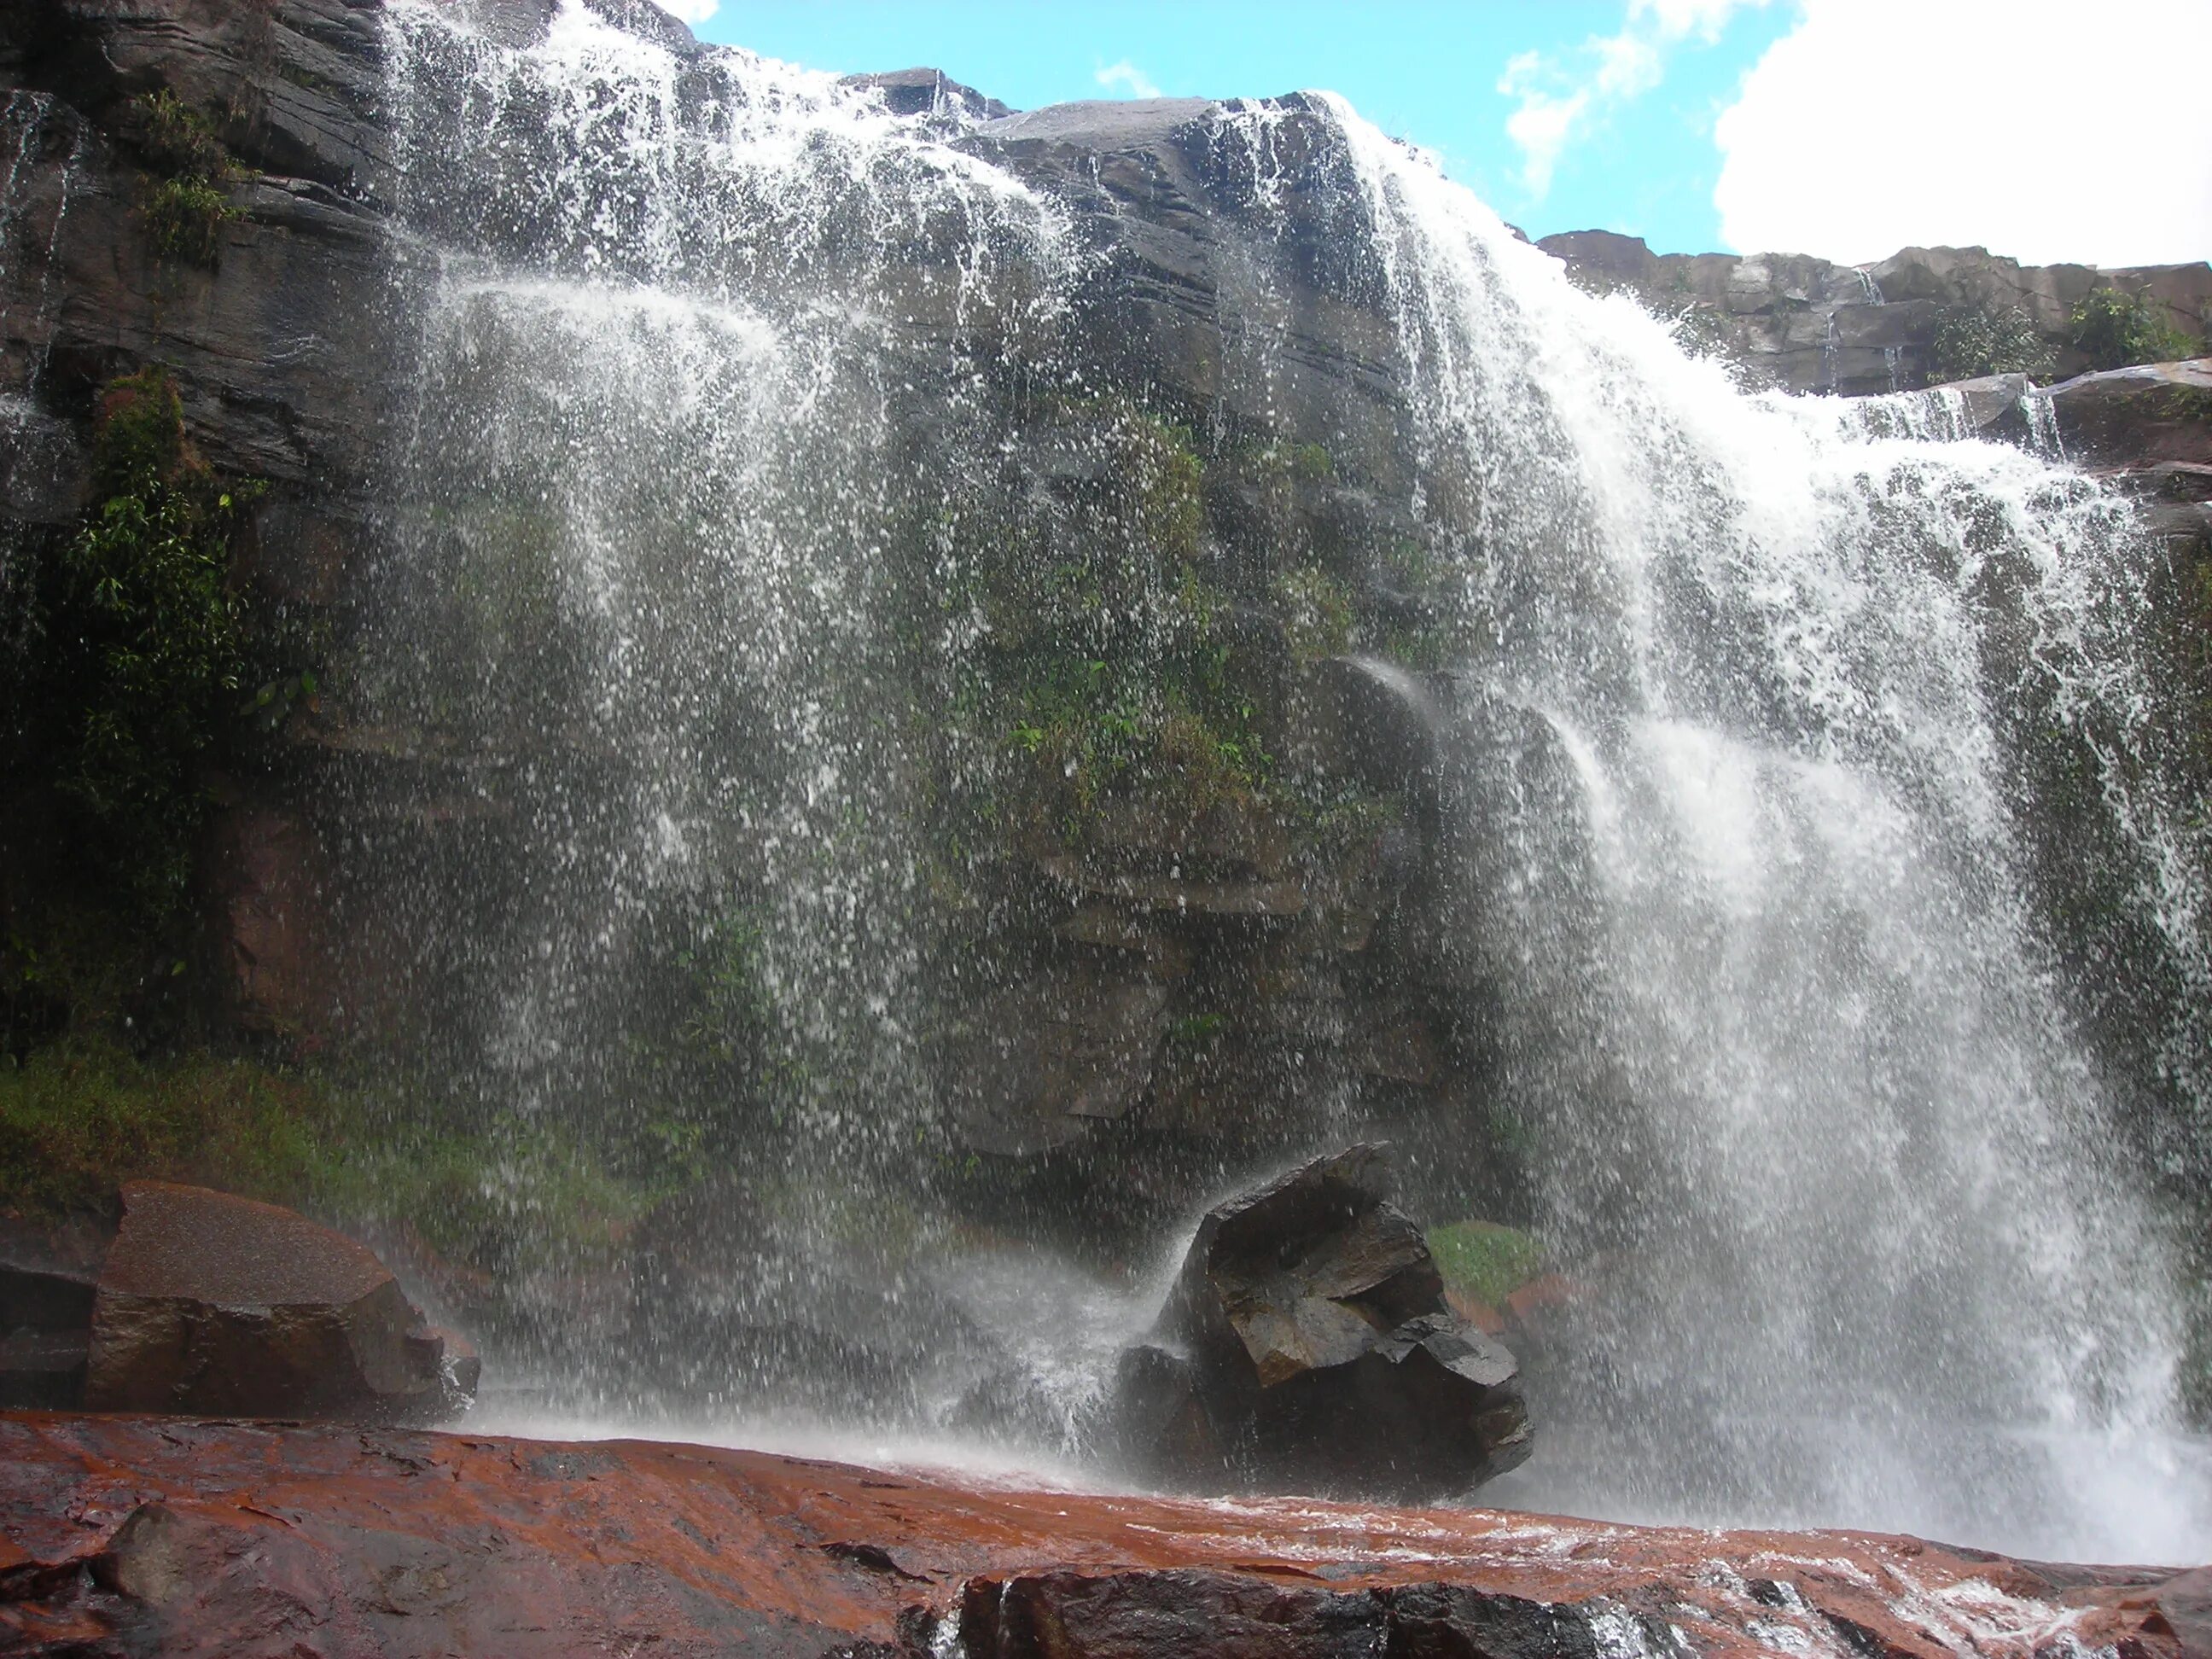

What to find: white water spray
left=1316, top=96, right=2209, bottom=1557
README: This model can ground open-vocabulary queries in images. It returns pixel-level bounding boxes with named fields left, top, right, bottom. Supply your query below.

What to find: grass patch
left=0, top=1034, right=330, bottom=1216
left=0, top=1031, right=675, bottom=1277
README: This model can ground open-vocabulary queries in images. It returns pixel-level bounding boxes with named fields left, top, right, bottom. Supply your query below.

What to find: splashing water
left=1313, top=96, right=2209, bottom=1557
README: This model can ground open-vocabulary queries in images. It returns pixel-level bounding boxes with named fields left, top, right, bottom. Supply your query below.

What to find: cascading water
left=1312, top=98, right=2209, bottom=1557
left=352, top=0, right=2208, bottom=1560
left=358, top=0, right=1075, bottom=1411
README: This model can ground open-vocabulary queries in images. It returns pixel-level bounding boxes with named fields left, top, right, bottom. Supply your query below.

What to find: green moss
left=1167, top=1011, right=1225, bottom=1045
left=1427, top=1219, right=1545, bottom=1307
left=1273, top=565, right=1355, bottom=661
left=2069, top=287, right=2202, bottom=372
left=1289, top=442, right=1333, bottom=481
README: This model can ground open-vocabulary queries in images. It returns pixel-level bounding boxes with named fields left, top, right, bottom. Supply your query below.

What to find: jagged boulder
left=84, top=1182, right=472, bottom=1423
left=1109, top=1144, right=1530, bottom=1501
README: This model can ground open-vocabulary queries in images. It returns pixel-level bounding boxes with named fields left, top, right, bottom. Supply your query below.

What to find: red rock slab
left=0, top=1411, right=2195, bottom=1659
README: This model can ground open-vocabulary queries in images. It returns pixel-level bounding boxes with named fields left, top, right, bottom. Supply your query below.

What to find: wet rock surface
left=0, top=1412, right=2197, bottom=1658
left=1111, top=1145, right=1530, bottom=1500
left=79, top=1182, right=469, bottom=1423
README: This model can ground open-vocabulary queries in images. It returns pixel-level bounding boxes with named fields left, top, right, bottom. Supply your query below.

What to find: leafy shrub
left=143, top=176, right=236, bottom=265
left=2069, top=288, right=2201, bottom=372
left=49, top=369, right=259, bottom=921
left=1929, top=302, right=2054, bottom=382
left=129, top=90, right=236, bottom=268
left=135, top=90, right=230, bottom=179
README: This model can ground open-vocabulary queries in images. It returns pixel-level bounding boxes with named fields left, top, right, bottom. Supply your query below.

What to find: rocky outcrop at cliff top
left=0, top=1414, right=2199, bottom=1658
left=1111, top=1146, right=1531, bottom=1500
left=1539, top=228, right=2212, bottom=397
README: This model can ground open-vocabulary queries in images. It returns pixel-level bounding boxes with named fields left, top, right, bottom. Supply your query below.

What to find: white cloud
left=1500, top=0, right=1768, bottom=200
left=1095, top=60, right=1164, bottom=100
left=660, top=0, right=718, bottom=23
left=1714, top=0, right=2212, bottom=265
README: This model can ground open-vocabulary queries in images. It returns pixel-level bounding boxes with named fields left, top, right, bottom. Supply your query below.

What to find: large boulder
left=84, top=1181, right=472, bottom=1423
left=1109, top=1144, right=1530, bottom=1500
left=0, top=1214, right=108, bottom=1409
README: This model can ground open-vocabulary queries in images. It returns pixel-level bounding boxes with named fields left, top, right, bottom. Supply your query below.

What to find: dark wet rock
left=0, top=1214, right=110, bottom=1410
left=1109, top=1144, right=1530, bottom=1500
left=84, top=1181, right=470, bottom=1423
left=2035, top=358, right=2212, bottom=469
left=946, top=970, right=1170, bottom=1156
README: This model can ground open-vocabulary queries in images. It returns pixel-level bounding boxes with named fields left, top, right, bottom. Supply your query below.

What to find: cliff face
left=3, top=0, right=2210, bottom=1508
left=6, top=0, right=2200, bottom=1116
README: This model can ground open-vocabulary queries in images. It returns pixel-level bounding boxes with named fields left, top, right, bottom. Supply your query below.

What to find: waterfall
left=358, top=0, right=1073, bottom=1401
left=352, top=0, right=2207, bottom=1558
left=1315, top=96, right=2209, bottom=1557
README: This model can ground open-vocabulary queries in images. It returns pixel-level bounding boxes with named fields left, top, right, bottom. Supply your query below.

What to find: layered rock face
left=0, top=1414, right=2201, bottom=1659
left=1541, top=228, right=2211, bottom=395
left=3, top=0, right=2203, bottom=1229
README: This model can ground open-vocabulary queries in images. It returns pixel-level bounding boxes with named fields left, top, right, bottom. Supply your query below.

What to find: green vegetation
left=1273, top=566, right=1355, bottom=661
left=1929, top=302, right=2054, bottom=382
left=47, top=368, right=259, bottom=923
left=966, top=400, right=1278, bottom=833
left=1426, top=1219, right=1545, bottom=1307
left=0, top=1031, right=669, bottom=1272
left=131, top=90, right=237, bottom=267
left=0, top=1033, right=330, bottom=1216
left=2069, top=287, right=2201, bottom=372
left=1167, top=1010, right=1225, bottom=1045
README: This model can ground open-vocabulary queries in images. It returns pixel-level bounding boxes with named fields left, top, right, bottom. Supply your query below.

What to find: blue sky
left=685, top=3, right=2212, bottom=269
left=691, top=2, right=1798, bottom=255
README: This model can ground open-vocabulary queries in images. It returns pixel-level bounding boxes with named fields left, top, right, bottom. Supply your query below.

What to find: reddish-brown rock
left=0, top=1412, right=2197, bottom=1658
left=83, top=1183, right=464, bottom=1424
